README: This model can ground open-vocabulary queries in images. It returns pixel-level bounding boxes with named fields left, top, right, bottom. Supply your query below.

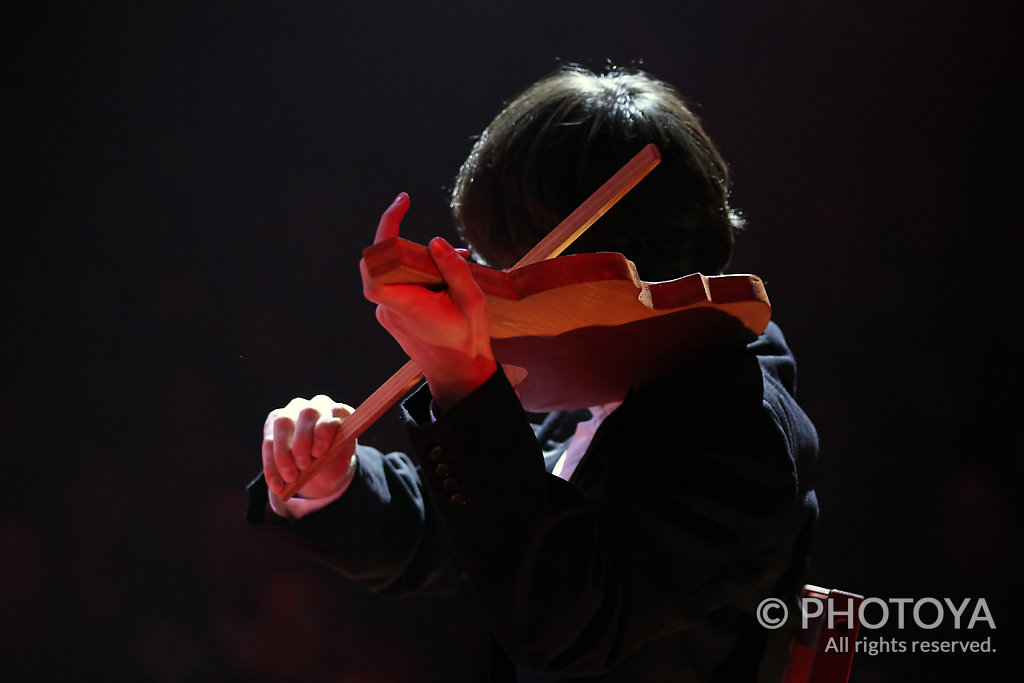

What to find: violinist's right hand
left=262, top=395, right=356, bottom=502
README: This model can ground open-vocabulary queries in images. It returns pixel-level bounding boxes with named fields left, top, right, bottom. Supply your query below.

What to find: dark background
left=3, top=1, right=1020, bottom=681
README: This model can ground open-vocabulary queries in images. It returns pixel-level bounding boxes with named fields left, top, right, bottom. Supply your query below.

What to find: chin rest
left=784, top=584, right=864, bottom=683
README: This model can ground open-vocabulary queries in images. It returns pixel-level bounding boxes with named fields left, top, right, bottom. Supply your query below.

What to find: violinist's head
left=451, top=65, right=742, bottom=281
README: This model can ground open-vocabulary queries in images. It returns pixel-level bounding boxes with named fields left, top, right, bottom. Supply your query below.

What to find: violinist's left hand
left=360, top=193, right=497, bottom=413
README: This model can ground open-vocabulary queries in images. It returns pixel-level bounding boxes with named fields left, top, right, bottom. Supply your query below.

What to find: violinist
left=248, top=65, right=818, bottom=682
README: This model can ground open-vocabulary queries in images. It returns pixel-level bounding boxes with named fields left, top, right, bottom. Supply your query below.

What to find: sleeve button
left=428, top=446, right=443, bottom=462
left=434, top=463, right=451, bottom=478
left=449, top=493, right=467, bottom=507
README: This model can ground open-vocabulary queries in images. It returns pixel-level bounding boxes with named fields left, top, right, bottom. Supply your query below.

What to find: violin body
left=363, top=237, right=771, bottom=411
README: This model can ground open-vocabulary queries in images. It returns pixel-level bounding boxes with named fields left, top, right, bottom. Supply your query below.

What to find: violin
left=363, top=237, right=769, bottom=411
left=277, top=144, right=770, bottom=499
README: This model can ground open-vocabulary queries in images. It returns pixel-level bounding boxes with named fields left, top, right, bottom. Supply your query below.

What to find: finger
left=365, top=282, right=441, bottom=311
left=263, top=409, right=280, bottom=438
left=307, top=394, right=349, bottom=419
left=429, top=237, right=487, bottom=317
left=309, top=393, right=337, bottom=408
left=262, top=435, right=284, bottom=496
left=292, top=407, right=321, bottom=469
left=309, top=396, right=354, bottom=458
left=272, top=416, right=298, bottom=483
left=362, top=254, right=443, bottom=310
left=266, top=397, right=309, bottom=433
left=361, top=253, right=431, bottom=303
left=374, top=192, right=410, bottom=244
left=311, top=413, right=344, bottom=459
left=455, top=248, right=471, bottom=261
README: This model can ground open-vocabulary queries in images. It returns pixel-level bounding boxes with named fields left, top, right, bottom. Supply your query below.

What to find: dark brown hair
left=451, top=66, right=743, bottom=280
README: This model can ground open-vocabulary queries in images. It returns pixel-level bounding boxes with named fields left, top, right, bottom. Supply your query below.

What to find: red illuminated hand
left=262, top=395, right=355, bottom=500
left=361, top=193, right=497, bottom=412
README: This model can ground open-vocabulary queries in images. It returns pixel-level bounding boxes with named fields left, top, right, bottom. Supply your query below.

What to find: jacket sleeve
left=246, top=442, right=462, bottom=597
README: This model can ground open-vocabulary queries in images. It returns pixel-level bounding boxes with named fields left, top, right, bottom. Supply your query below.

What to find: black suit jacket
left=248, top=322, right=818, bottom=682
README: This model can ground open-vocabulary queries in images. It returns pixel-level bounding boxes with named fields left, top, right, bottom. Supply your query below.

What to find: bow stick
left=277, top=143, right=661, bottom=500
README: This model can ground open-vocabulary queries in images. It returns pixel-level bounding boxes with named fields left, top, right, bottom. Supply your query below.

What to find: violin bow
left=277, top=143, right=661, bottom=500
